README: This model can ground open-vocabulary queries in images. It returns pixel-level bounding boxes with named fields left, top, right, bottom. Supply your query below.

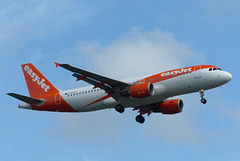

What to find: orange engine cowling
left=153, top=99, right=184, bottom=114
left=129, top=82, right=154, bottom=98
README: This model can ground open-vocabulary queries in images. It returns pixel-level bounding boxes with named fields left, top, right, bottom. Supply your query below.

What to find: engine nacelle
left=129, top=82, right=154, bottom=98
left=153, top=99, right=184, bottom=114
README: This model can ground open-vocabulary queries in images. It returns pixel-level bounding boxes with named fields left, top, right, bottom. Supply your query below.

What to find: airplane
left=7, top=63, right=232, bottom=124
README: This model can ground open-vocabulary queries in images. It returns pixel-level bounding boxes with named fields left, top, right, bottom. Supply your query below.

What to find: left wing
left=55, top=62, right=130, bottom=100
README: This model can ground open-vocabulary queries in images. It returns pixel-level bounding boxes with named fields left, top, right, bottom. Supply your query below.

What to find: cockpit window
left=209, top=67, right=222, bottom=71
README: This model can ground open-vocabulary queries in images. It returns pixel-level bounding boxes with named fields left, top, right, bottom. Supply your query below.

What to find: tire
left=135, top=115, right=145, bottom=124
left=115, top=104, right=125, bottom=113
left=201, top=98, right=207, bottom=104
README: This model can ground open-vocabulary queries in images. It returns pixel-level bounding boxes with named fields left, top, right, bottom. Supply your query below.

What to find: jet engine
left=153, top=99, right=184, bottom=114
left=129, top=82, right=154, bottom=98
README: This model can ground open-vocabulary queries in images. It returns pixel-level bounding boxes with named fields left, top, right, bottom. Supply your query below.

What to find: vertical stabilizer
left=21, top=63, right=59, bottom=98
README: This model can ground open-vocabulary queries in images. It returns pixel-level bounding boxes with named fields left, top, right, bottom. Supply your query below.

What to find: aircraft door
left=55, top=93, right=61, bottom=105
left=194, top=66, right=201, bottom=79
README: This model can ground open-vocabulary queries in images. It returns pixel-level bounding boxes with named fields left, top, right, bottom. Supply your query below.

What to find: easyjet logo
left=161, top=67, right=192, bottom=77
left=24, top=65, right=50, bottom=92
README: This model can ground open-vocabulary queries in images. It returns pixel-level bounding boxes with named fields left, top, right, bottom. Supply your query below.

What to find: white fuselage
left=60, top=67, right=232, bottom=112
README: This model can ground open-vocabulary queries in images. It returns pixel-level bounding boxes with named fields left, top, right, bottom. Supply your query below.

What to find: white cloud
left=73, top=28, right=203, bottom=79
left=0, top=0, right=92, bottom=55
left=0, top=0, right=90, bottom=28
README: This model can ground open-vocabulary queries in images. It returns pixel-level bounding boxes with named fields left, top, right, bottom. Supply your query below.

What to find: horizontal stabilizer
left=7, top=93, right=44, bottom=105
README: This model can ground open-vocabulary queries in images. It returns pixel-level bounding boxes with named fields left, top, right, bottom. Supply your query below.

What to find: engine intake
left=153, top=99, right=184, bottom=114
left=129, top=82, right=154, bottom=98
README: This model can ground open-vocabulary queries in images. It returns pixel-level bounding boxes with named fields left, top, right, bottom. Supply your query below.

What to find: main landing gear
left=135, top=115, right=145, bottom=124
left=200, top=89, right=207, bottom=104
left=115, top=104, right=145, bottom=124
left=115, top=104, right=125, bottom=113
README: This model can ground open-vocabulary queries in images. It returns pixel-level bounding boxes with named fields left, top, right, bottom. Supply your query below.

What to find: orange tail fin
left=21, top=63, right=59, bottom=98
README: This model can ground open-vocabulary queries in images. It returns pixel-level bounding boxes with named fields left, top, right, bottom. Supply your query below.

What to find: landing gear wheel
left=136, top=115, right=145, bottom=124
left=201, top=98, right=207, bottom=104
left=199, top=89, right=207, bottom=104
left=115, top=104, right=125, bottom=113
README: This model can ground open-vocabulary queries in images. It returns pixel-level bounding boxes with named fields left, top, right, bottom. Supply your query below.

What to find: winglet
left=54, top=62, right=61, bottom=68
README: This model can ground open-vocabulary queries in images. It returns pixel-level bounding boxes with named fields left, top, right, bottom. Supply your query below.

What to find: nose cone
left=224, top=72, right=232, bottom=83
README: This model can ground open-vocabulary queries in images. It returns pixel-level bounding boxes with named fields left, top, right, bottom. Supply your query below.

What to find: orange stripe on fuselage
left=135, top=65, right=218, bottom=84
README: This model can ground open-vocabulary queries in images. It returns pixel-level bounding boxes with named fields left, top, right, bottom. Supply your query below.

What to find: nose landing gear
left=200, top=89, right=207, bottom=104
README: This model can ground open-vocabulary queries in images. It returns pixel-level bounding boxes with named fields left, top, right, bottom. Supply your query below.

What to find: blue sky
left=1, top=0, right=240, bottom=161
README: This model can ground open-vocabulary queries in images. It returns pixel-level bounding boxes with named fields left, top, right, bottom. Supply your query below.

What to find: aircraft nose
left=224, top=72, right=232, bottom=83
